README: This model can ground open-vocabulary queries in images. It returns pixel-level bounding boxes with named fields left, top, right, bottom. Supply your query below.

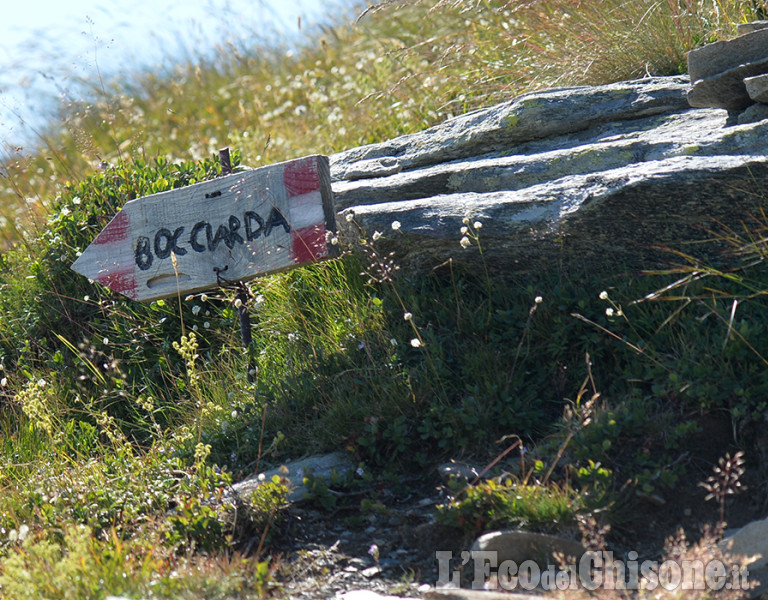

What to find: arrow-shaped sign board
left=72, top=155, right=338, bottom=303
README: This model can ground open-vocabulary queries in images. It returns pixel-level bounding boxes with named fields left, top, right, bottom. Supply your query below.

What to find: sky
left=0, top=0, right=346, bottom=146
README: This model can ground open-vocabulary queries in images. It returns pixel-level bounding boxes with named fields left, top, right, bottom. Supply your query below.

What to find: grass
left=0, top=0, right=766, bottom=597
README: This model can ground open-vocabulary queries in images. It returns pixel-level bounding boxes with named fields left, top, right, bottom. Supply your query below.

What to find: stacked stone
left=687, top=20, right=768, bottom=113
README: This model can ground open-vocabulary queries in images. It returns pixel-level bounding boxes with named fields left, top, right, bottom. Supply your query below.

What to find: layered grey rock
left=745, top=73, right=768, bottom=103
left=330, top=76, right=768, bottom=277
left=720, top=517, right=768, bottom=598
left=687, top=57, right=768, bottom=110
left=471, top=530, right=585, bottom=565
left=687, top=23, right=768, bottom=112
left=232, top=451, right=356, bottom=502
left=737, top=20, right=768, bottom=35
left=332, top=78, right=690, bottom=179
left=687, top=28, right=768, bottom=83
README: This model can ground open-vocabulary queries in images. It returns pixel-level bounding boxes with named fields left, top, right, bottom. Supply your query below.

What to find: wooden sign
left=71, top=155, right=337, bottom=302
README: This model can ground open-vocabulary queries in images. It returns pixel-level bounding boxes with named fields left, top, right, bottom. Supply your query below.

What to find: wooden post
left=217, top=147, right=254, bottom=381
left=219, top=147, right=232, bottom=175
left=236, top=285, right=256, bottom=383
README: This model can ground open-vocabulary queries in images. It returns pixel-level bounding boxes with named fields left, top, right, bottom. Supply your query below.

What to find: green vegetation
left=0, top=0, right=766, bottom=597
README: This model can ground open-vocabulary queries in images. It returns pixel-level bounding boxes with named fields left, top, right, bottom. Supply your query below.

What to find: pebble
left=362, top=565, right=382, bottom=578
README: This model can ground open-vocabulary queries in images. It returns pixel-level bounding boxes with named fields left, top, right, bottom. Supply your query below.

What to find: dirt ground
left=267, top=411, right=766, bottom=598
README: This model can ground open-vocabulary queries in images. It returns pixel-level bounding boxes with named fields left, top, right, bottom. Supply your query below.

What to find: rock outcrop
left=330, top=75, right=768, bottom=278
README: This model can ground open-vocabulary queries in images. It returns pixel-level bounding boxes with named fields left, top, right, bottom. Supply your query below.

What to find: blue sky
left=0, top=0, right=352, bottom=146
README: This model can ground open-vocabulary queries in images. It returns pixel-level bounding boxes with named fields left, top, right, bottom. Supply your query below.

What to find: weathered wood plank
left=72, top=155, right=337, bottom=302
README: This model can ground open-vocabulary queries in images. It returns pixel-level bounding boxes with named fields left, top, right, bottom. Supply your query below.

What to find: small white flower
left=460, top=236, right=471, bottom=249
left=257, top=472, right=266, bottom=482
left=203, top=321, right=210, bottom=329
left=102, top=337, right=109, bottom=345
left=599, top=291, right=609, bottom=301
left=331, top=237, right=339, bottom=245
left=254, top=294, right=265, bottom=307
left=462, top=216, right=470, bottom=225
left=83, top=295, right=90, bottom=302
left=231, top=410, right=238, bottom=418
left=192, top=304, right=202, bottom=315
left=473, top=221, right=483, bottom=230
left=345, top=212, right=355, bottom=222
left=72, top=196, right=81, bottom=205
left=460, top=226, right=468, bottom=235
left=234, top=298, right=243, bottom=309
left=372, top=230, right=382, bottom=241
left=391, top=220, right=401, bottom=230
left=410, top=338, right=422, bottom=348
left=403, top=312, right=413, bottom=321
left=535, top=296, right=543, bottom=304
left=605, top=307, right=615, bottom=317
left=390, top=338, right=398, bottom=346
left=201, top=294, right=209, bottom=303
left=1, top=378, right=7, bottom=387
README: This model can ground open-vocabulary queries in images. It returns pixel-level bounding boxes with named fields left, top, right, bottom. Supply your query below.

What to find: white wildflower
left=460, top=226, right=468, bottom=235
left=599, top=291, right=609, bottom=301
left=410, top=338, right=422, bottom=348
left=403, top=312, right=413, bottom=321
left=460, top=236, right=471, bottom=249
left=201, top=294, right=209, bottom=303
left=192, top=304, right=202, bottom=315
left=535, top=296, right=543, bottom=304
left=345, top=212, right=355, bottom=222
left=606, top=307, right=615, bottom=317
left=372, top=230, right=382, bottom=241
left=234, top=298, right=243, bottom=309
left=473, top=221, right=483, bottom=229
left=391, top=220, right=401, bottom=230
